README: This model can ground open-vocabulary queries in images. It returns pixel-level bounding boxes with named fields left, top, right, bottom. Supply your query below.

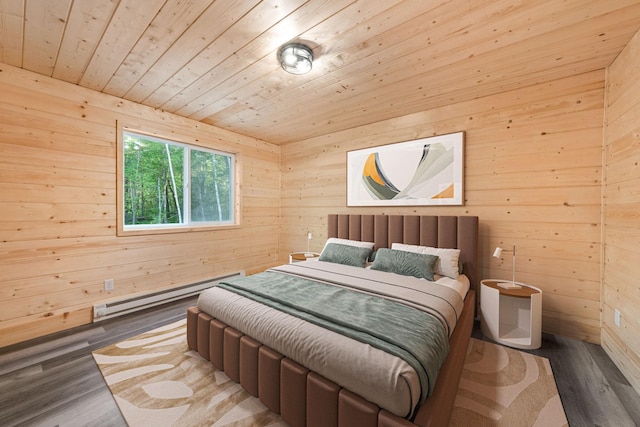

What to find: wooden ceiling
left=1, top=0, right=640, bottom=145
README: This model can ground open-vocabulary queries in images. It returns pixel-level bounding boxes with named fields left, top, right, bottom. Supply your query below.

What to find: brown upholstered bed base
left=186, top=215, right=478, bottom=427
left=187, top=289, right=475, bottom=427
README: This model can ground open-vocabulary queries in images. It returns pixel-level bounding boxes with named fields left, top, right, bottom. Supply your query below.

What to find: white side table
left=289, top=252, right=320, bottom=263
left=480, top=279, right=542, bottom=349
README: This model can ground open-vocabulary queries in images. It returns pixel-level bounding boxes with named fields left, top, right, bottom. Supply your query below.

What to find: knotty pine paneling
left=0, top=64, right=280, bottom=347
left=281, top=70, right=605, bottom=343
left=602, top=28, right=640, bottom=394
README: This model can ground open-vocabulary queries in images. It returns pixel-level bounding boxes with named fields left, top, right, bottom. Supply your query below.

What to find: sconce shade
left=279, top=43, right=313, bottom=75
left=492, top=245, right=516, bottom=285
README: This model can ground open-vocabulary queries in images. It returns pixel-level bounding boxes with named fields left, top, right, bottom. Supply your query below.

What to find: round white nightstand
left=480, top=279, right=542, bottom=350
left=289, top=252, right=320, bottom=263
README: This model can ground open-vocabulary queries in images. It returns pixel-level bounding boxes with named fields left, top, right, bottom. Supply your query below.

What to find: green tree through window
left=123, top=131, right=234, bottom=229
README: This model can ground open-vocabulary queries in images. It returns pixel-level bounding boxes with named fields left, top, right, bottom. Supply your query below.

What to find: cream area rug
left=451, top=336, right=568, bottom=427
left=93, top=319, right=568, bottom=426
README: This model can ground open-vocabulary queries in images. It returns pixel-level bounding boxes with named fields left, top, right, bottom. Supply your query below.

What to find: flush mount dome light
left=279, top=43, right=313, bottom=75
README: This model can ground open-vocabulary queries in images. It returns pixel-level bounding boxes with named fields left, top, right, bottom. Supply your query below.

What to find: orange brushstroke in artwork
left=363, top=153, right=384, bottom=185
left=432, top=184, right=454, bottom=199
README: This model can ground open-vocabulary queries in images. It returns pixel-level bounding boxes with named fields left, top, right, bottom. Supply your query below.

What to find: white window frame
left=117, top=124, right=240, bottom=236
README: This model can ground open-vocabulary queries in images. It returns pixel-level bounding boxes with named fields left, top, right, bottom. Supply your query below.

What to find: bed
left=186, top=214, right=478, bottom=427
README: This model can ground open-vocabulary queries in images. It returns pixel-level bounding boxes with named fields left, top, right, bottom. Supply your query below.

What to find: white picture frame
left=347, top=131, right=464, bottom=206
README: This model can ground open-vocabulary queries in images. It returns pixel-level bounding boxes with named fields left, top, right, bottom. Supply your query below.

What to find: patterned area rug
left=93, top=319, right=568, bottom=426
left=452, top=336, right=568, bottom=426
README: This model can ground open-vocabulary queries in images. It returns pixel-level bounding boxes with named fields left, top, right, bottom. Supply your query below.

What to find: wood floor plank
left=28, top=386, right=125, bottom=427
left=0, top=327, right=104, bottom=366
left=547, top=339, right=635, bottom=427
left=0, top=363, right=43, bottom=387
left=0, top=340, right=90, bottom=376
left=0, top=355, right=108, bottom=426
left=585, top=341, right=640, bottom=423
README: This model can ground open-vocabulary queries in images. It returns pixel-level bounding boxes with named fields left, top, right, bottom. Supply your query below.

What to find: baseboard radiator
left=92, top=271, right=245, bottom=322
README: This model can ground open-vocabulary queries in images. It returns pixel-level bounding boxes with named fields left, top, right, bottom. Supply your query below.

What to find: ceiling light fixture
left=279, top=43, right=313, bottom=75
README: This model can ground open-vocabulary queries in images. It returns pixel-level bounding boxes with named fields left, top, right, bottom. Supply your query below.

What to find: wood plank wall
left=281, top=71, right=605, bottom=344
left=602, top=29, right=640, bottom=393
left=0, top=64, right=281, bottom=347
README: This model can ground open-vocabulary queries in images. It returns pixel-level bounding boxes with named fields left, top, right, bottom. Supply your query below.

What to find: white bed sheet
left=434, top=273, right=470, bottom=299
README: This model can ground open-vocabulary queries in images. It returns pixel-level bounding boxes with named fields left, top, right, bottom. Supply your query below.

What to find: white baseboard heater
left=93, top=271, right=245, bottom=322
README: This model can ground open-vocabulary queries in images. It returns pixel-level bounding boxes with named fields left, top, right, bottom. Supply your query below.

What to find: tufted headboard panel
left=327, top=214, right=479, bottom=291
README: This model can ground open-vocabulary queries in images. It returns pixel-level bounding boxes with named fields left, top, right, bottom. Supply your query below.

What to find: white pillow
left=391, top=243, right=461, bottom=279
left=322, top=237, right=375, bottom=253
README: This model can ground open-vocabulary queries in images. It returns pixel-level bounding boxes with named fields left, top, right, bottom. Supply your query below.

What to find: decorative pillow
left=318, top=243, right=373, bottom=268
left=391, top=243, right=461, bottom=279
left=369, top=248, right=438, bottom=281
left=321, top=237, right=375, bottom=252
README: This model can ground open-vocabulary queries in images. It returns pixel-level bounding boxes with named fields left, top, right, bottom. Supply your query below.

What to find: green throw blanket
left=217, top=270, right=450, bottom=403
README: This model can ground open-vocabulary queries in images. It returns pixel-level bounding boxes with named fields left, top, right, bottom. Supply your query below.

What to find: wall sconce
left=493, top=244, right=521, bottom=289
left=279, top=43, right=313, bottom=75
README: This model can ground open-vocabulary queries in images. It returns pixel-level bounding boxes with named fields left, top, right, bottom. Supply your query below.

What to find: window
left=120, top=130, right=235, bottom=232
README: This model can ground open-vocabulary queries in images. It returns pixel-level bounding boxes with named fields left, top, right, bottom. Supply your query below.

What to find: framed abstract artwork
left=347, top=131, right=464, bottom=206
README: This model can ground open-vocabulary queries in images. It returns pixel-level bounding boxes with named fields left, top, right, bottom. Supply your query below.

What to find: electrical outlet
left=104, top=278, right=115, bottom=292
left=614, top=309, right=621, bottom=327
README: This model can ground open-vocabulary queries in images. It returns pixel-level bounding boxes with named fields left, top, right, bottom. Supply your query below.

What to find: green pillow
left=370, top=248, right=438, bottom=281
left=318, top=243, right=372, bottom=268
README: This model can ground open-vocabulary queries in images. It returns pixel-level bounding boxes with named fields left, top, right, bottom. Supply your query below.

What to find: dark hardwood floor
left=1, top=297, right=638, bottom=427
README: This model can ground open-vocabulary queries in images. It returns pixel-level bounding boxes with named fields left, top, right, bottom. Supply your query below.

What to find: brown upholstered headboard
left=328, top=214, right=479, bottom=291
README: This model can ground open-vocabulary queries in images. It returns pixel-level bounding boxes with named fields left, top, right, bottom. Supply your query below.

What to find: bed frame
left=186, top=214, right=478, bottom=427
